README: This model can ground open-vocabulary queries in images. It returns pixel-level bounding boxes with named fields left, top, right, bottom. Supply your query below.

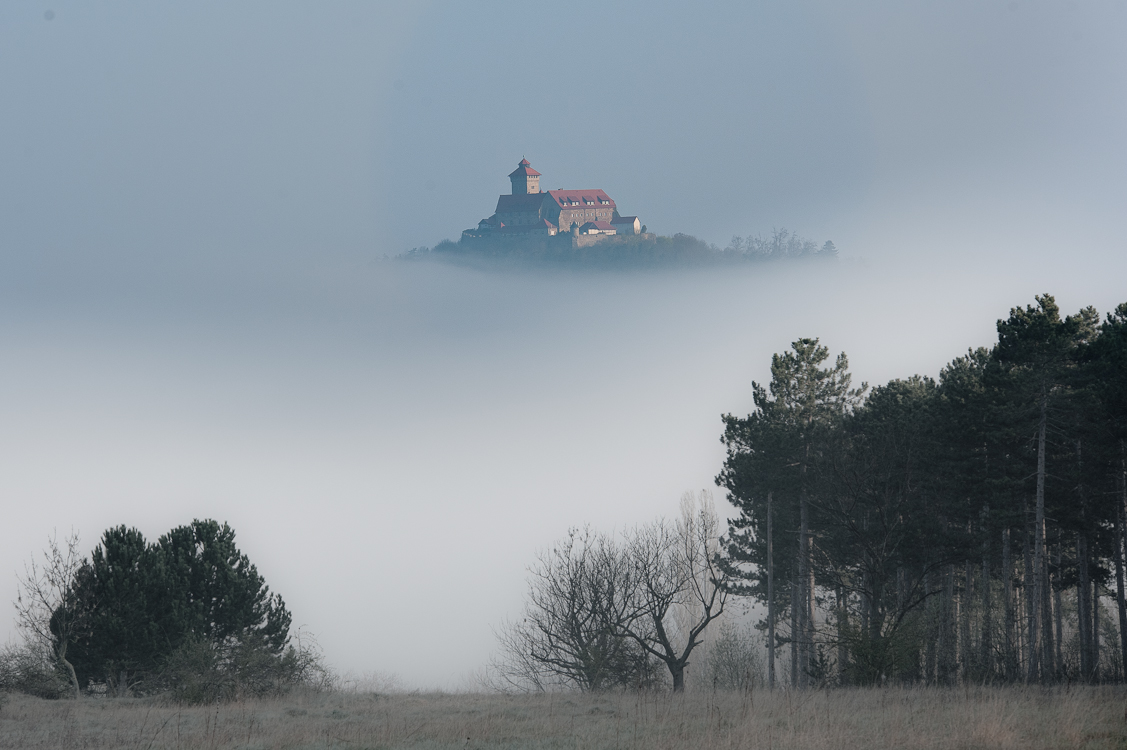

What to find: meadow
left=1, top=686, right=1123, bottom=750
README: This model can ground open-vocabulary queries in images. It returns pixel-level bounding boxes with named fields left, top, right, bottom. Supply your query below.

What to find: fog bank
left=3, top=251, right=1125, bottom=686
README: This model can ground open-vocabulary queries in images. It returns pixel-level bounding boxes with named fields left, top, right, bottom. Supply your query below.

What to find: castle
left=462, top=159, right=642, bottom=242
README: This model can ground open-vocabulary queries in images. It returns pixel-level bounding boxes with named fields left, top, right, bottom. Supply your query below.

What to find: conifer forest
left=718, top=294, right=1127, bottom=687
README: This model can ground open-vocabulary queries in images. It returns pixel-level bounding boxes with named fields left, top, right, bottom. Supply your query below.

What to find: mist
left=2, top=1, right=1126, bottom=688
left=4, top=255, right=1125, bottom=687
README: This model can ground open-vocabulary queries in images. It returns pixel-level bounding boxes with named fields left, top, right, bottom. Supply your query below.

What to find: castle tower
left=508, top=158, right=541, bottom=195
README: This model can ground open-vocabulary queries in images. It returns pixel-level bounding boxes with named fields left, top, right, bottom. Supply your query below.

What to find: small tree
left=0, top=640, right=70, bottom=699
left=497, top=499, right=729, bottom=693
left=702, top=620, right=763, bottom=690
left=15, top=532, right=89, bottom=699
left=621, top=493, right=729, bottom=692
left=492, top=527, right=656, bottom=691
left=63, top=520, right=292, bottom=694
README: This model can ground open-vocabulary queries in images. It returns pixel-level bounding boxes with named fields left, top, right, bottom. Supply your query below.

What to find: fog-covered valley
left=3, top=246, right=1125, bottom=687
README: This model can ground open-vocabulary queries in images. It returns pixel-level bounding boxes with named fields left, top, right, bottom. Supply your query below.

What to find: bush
left=156, top=631, right=334, bottom=704
left=54, top=520, right=293, bottom=696
left=701, top=622, right=763, bottom=691
left=0, top=641, right=70, bottom=699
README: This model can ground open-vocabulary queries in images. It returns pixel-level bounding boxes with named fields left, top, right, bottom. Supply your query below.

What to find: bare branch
left=14, top=530, right=89, bottom=699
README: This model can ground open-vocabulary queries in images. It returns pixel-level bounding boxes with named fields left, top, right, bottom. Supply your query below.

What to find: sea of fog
left=1, top=249, right=1124, bottom=688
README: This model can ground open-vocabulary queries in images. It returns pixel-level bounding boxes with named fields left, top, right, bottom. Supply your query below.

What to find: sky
left=1, top=1, right=1125, bottom=688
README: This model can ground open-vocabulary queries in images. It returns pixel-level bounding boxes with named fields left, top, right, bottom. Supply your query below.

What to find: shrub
left=701, top=621, right=763, bottom=691
left=0, top=641, right=70, bottom=699
left=156, top=631, right=334, bottom=704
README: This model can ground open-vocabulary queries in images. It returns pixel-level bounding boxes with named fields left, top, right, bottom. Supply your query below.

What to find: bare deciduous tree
left=491, top=527, right=656, bottom=691
left=15, top=532, right=90, bottom=699
left=621, top=492, right=729, bottom=692
left=495, top=495, right=729, bottom=693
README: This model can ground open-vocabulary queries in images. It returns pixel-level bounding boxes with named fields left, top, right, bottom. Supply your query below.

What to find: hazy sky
left=2, top=1, right=1125, bottom=688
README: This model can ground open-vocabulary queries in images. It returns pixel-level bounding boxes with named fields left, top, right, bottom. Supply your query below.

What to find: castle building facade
left=464, top=159, right=642, bottom=240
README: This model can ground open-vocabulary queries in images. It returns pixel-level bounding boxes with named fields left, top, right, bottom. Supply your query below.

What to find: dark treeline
left=719, top=294, right=1127, bottom=687
left=400, top=228, right=837, bottom=269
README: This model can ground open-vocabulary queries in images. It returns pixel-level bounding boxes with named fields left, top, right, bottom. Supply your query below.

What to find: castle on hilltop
left=462, top=159, right=643, bottom=243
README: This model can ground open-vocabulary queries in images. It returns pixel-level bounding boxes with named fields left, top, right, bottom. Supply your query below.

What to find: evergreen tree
left=155, top=520, right=291, bottom=655
left=60, top=520, right=291, bottom=693
left=65, top=526, right=166, bottom=693
left=824, top=375, right=943, bottom=684
left=986, top=295, right=1097, bottom=682
left=716, top=297, right=1127, bottom=687
left=718, top=338, right=864, bottom=687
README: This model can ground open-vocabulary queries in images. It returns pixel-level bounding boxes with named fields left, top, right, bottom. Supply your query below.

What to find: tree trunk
left=113, top=669, right=131, bottom=698
left=55, top=642, right=80, bottom=700
left=1093, top=582, right=1101, bottom=682
left=1003, top=528, right=1016, bottom=681
left=767, top=492, right=775, bottom=690
left=1053, top=546, right=1063, bottom=680
left=869, top=572, right=881, bottom=673
left=860, top=584, right=871, bottom=680
left=960, top=560, right=972, bottom=683
left=799, top=437, right=813, bottom=690
left=807, top=531, right=816, bottom=684
left=1024, top=497, right=1038, bottom=682
left=1116, top=456, right=1127, bottom=682
left=836, top=586, right=848, bottom=685
left=939, top=565, right=956, bottom=685
left=936, top=568, right=946, bottom=684
left=1042, top=553, right=1055, bottom=681
left=1092, top=554, right=1100, bottom=681
left=896, top=567, right=907, bottom=683
left=981, top=516, right=993, bottom=682
left=1076, top=437, right=1091, bottom=683
left=924, top=571, right=936, bottom=685
left=1089, top=467, right=1100, bottom=682
left=790, top=575, right=799, bottom=688
left=1079, top=533, right=1092, bottom=681
left=1029, top=388, right=1048, bottom=683
left=670, top=663, right=685, bottom=692
left=63, top=659, right=80, bottom=700
left=798, top=495, right=810, bottom=688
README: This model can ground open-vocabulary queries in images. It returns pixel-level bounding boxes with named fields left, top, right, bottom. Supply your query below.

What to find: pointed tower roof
left=509, top=158, right=541, bottom=178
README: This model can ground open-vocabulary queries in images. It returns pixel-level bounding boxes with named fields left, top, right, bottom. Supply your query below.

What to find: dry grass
left=0, top=685, right=1124, bottom=750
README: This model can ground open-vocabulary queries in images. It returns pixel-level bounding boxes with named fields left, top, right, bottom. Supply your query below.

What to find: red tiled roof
left=581, top=221, right=617, bottom=232
left=509, top=158, right=542, bottom=178
left=546, top=190, right=615, bottom=210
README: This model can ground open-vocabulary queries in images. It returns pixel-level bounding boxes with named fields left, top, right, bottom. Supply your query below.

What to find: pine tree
left=987, top=295, right=1097, bottom=682
left=719, top=338, right=863, bottom=687
left=61, top=520, right=292, bottom=692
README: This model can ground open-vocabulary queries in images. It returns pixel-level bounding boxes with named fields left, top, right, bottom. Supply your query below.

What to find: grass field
left=1, top=685, right=1124, bottom=749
